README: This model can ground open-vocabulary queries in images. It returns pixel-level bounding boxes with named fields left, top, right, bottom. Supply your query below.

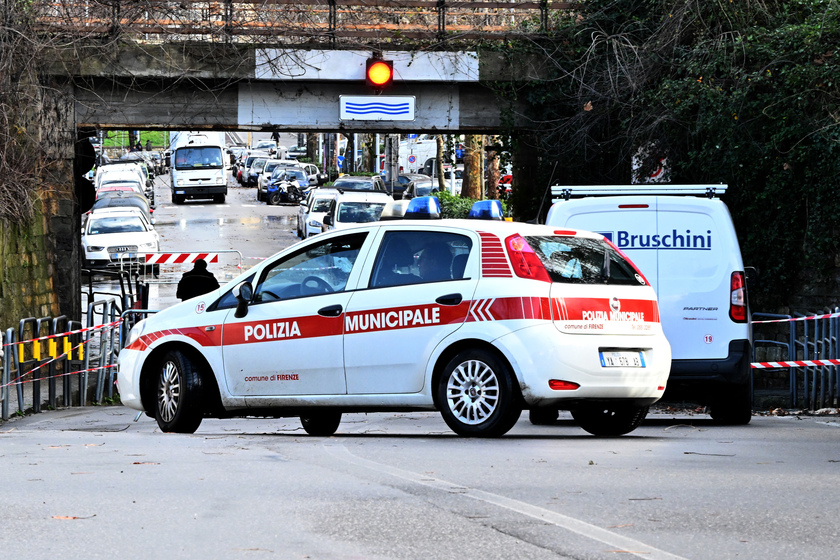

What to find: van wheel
left=300, top=412, right=342, bottom=436
left=436, top=349, right=521, bottom=437
left=572, top=405, right=648, bottom=436
left=173, top=194, right=185, bottom=205
left=709, top=383, right=752, bottom=425
left=155, top=350, right=204, bottom=433
left=213, top=194, right=226, bottom=203
left=528, top=408, right=559, bottom=425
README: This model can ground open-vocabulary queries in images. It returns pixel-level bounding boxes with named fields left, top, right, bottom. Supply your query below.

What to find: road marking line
left=328, top=444, right=688, bottom=560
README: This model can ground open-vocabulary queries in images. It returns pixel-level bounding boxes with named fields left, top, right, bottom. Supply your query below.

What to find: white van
left=546, top=185, right=752, bottom=424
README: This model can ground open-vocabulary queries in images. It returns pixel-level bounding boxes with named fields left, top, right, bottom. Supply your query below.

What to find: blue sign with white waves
left=340, top=96, right=416, bottom=121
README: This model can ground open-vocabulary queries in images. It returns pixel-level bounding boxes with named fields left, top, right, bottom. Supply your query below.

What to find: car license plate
left=111, top=253, right=135, bottom=260
left=599, top=351, right=645, bottom=368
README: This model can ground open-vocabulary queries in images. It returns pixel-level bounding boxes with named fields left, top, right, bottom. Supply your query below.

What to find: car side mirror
left=233, top=281, right=253, bottom=318
left=323, top=215, right=333, bottom=226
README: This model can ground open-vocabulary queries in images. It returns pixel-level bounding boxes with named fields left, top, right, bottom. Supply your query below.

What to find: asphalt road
left=1, top=407, right=839, bottom=560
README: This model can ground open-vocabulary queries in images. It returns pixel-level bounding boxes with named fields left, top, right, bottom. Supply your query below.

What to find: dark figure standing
left=177, top=259, right=220, bottom=301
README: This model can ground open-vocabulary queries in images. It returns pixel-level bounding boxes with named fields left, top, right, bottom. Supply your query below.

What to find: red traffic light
left=366, top=59, right=394, bottom=89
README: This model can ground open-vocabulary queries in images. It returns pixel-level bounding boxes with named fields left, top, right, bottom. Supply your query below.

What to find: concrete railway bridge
left=7, top=0, right=570, bottom=323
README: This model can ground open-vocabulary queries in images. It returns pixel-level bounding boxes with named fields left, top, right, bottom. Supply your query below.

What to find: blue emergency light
left=468, top=200, right=504, bottom=220
left=404, top=196, right=441, bottom=219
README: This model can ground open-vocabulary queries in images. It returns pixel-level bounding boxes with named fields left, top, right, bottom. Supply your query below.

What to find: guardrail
left=33, top=0, right=576, bottom=44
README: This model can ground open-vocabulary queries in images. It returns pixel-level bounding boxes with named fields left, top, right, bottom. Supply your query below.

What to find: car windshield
left=526, top=236, right=644, bottom=285
left=264, top=162, right=281, bottom=174
left=337, top=202, right=386, bottom=223
left=412, top=185, right=433, bottom=197
left=252, top=159, right=267, bottom=171
left=311, top=198, right=333, bottom=212
left=87, top=216, right=147, bottom=234
left=174, top=146, right=223, bottom=169
left=334, top=179, right=378, bottom=190
left=274, top=168, right=305, bottom=181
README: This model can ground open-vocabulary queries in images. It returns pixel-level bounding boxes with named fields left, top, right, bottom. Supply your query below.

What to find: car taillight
left=504, top=234, right=551, bottom=282
left=730, top=271, right=747, bottom=322
left=549, top=380, right=580, bottom=391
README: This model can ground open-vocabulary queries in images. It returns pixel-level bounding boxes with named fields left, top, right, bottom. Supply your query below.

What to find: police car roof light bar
left=405, top=196, right=441, bottom=219
left=550, top=184, right=728, bottom=202
left=468, top=200, right=504, bottom=220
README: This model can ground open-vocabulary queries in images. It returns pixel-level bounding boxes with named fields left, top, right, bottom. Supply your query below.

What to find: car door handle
left=435, top=293, right=462, bottom=306
left=318, top=304, right=343, bottom=317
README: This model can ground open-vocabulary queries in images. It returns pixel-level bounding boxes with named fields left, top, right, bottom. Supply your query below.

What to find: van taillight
left=504, top=234, right=551, bottom=283
left=730, top=271, right=747, bottom=323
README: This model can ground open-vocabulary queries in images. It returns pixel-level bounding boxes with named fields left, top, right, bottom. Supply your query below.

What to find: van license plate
left=600, top=351, right=645, bottom=368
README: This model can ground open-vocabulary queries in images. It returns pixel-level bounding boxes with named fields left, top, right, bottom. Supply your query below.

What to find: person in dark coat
left=176, top=259, right=220, bottom=301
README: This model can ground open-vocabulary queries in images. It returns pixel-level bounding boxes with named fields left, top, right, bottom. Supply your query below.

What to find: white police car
left=118, top=198, right=671, bottom=437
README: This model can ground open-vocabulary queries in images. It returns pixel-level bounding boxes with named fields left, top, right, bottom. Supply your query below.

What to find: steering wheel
left=301, top=276, right=333, bottom=295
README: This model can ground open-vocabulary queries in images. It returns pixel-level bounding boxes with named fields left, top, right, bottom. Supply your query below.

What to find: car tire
left=155, top=350, right=204, bottom=434
left=528, top=408, right=559, bottom=425
left=709, top=383, right=752, bottom=425
left=300, top=412, right=342, bottom=436
left=214, top=194, right=226, bottom=203
left=436, top=348, right=521, bottom=437
left=571, top=405, right=648, bottom=437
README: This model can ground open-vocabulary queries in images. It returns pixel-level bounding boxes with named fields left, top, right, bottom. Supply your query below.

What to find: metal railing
left=752, top=309, right=840, bottom=410
left=1, top=302, right=120, bottom=420
left=32, top=0, right=576, bottom=44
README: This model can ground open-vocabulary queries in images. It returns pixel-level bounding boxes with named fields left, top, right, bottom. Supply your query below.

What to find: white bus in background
left=169, top=132, right=227, bottom=204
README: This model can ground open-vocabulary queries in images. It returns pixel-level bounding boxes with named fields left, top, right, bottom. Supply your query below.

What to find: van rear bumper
left=663, top=339, right=751, bottom=400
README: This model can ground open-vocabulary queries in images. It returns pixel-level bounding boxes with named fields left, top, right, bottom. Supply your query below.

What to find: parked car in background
left=396, top=173, right=434, bottom=199
left=245, top=157, right=269, bottom=188
left=331, top=175, right=388, bottom=192
left=82, top=208, right=160, bottom=269
left=297, top=188, right=339, bottom=238
left=257, top=159, right=285, bottom=197
left=402, top=180, right=437, bottom=200
left=322, top=190, right=392, bottom=232
left=87, top=192, right=153, bottom=224
left=260, top=166, right=310, bottom=203
left=252, top=140, right=280, bottom=156
left=287, top=145, right=307, bottom=159
left=237, top=151, right=270, bottom=184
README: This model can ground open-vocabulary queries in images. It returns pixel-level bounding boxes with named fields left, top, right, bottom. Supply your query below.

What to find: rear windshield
left=526, top=236, right=645, bottom=286
left=334, top=179, right=379, bottom=190
left=337, top=202, right=386, bottom=223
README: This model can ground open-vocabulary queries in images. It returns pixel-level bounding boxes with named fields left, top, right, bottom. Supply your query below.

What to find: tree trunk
left=461, top=135, right=482, bottom=199
left=485, top=136, right=500, bottom=200
left=436, top=135, right=447, bottom=192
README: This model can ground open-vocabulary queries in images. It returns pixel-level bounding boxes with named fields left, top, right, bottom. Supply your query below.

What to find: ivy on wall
left=492, top=0, right=840, bottom=309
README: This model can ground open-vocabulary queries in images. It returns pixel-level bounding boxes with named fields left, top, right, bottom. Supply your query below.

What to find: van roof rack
left=550, top=184, right=727, bottom=202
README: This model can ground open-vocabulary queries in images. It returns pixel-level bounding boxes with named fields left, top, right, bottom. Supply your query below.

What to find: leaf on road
left=684, top=452, right=735, bottom=457
left=52, top=514, right=96, bottom=520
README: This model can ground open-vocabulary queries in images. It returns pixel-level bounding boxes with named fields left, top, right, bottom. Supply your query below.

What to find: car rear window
left=526, top=236, right=645, bottom=286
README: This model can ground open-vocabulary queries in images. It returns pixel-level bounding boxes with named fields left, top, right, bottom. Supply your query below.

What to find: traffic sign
left=408, top=155, right=416, bottom=164
left=407, top=134, right=418, bottom=139
left=337, top=156, right=345, bottom=167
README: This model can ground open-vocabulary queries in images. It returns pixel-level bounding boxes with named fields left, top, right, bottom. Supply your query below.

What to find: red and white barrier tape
left=753, top=312, right=840, bottom=324
left=0, top=320, right=122, bottom=349
left=752, top=359, right=840, bottom=369
left=141, top=253, right=219, bottom=264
